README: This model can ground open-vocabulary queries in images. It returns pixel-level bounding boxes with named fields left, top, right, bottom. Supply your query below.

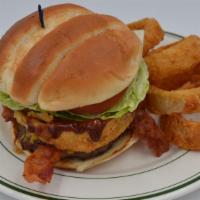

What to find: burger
left=0, top=3, right=149, bottom=183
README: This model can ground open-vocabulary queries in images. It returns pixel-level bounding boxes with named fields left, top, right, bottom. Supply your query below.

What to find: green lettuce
left=0, top=92, right=24, bottom=110
left=0, top=92, right=41, bottom=111
left=0, top=61, right=149, bottom=120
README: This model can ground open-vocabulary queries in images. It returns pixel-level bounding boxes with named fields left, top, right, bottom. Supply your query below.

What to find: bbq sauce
left=2, top=106, right=107, bottom=142
left=14, top=120, right=129, bottom=159
left=27, top=117, right=106, bottom=142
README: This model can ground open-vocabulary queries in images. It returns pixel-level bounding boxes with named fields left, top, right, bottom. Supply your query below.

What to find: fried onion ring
left=128, top=18, right=164, bottom=55
left=145, top=35, right=200, bottom=90
left=160, top=114, right=200, bottom=150
left=147, top=85, right=200, bottom=114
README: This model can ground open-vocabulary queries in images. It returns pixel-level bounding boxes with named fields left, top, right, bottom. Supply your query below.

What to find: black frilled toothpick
left=38, top=4, right=45, bottom=28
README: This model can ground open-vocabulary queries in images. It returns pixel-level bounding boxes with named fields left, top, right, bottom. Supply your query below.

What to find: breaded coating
left=128, top=18, right=164, bottom=55
left=161, top=114, right=200, bottom=150
left=147, top=85, right=200, bottom=114
left=14, top=111, right=134, bottom=153
left=145, top=35, right=200, bottom=90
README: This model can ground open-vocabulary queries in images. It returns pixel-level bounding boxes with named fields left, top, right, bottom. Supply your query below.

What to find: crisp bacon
left=131, top=110, right=169, bottom=156
left=2, top=106, right=14, bottom=122
left=24, top=146, right=61, bottom=184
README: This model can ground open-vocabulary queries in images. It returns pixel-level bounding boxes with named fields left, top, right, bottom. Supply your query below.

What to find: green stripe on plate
left=1, top=171, right=200, bottom=200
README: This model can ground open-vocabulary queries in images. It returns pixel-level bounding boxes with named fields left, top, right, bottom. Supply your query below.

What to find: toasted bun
left=0, top=4, right=142, bottom=111
left=0, top=4, right=91, bottom=94
left=55, top=132, right=138, bottom=172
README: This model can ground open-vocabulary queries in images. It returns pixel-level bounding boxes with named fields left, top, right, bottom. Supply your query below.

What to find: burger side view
left=0, top=3, right=152, bottom=183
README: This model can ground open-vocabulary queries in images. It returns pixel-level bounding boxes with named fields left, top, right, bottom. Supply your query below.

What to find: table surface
left=0, top=0, right=200, bottom=199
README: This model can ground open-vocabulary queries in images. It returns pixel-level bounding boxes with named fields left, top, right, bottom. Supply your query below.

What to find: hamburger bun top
left=0, top=4, right=91, bottom=94
left=0, top=4, right=142, bottom=111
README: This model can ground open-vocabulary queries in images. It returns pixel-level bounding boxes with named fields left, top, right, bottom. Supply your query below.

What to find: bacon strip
left=2, top=106, right=14, bottom=122
left=24, top=146, right=61, bottom=183
left=132, top=110, right=169, bottom=156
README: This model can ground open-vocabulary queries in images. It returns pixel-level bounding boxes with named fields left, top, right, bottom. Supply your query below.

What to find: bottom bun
left=55, top=132, right=138, bottom=172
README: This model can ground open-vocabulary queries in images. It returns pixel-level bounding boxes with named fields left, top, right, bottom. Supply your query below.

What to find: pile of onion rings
left=129, top=18, right=200, bottom=150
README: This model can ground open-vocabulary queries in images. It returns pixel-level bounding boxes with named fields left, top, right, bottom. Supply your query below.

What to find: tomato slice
left=71, top=89, right=126, bottom=115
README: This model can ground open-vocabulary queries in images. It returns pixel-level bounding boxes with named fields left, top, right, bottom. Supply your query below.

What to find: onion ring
left=128, top=18, right=164, bottom=56
left=160, top=114, right=200, bottom=150
left=147, top=85, right=200, bottom=114
left=145, top=35, right=200, bottom=90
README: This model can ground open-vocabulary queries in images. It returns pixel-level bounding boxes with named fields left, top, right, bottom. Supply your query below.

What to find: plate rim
left=1, top=169, right=200, bottom=200
left=0, top=138, right=189, bottom=179
left=1, top=32, right=199, bottom=200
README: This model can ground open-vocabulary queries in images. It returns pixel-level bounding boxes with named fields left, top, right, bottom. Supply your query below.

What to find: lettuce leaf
left=0, top=92, right=24, bottom=110
left=0, top=61, right=149, bottom=120
left=0, top=92, right=41, bottom=112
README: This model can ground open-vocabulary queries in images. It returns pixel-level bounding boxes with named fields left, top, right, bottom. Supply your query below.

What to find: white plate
left=1, top=32, right=200, bottom=200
